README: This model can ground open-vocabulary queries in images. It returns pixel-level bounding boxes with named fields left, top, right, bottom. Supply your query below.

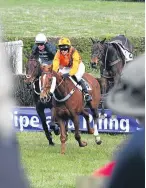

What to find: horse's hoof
left=79, top=141, right=87, bottom=147
left=49, top=142, right=55, bottom=146
left=96, top=140, right=102, bottom=145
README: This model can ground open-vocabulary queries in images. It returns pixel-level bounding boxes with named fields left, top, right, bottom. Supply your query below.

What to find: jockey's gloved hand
left=62, top=73, right=69, bottom=78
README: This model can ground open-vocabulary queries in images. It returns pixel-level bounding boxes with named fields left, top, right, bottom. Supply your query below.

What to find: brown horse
left=90, top=35, right=134, bottom=118
left=40, top=70, right=102, bottom=154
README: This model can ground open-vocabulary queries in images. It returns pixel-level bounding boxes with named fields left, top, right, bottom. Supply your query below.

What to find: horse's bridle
left=42, top=72, right=65, bottom=89
left=26, top=59, right=40, bottom=80
left=40, top=72, right=64, bottom=99
left=91, top=42, right=106, bottom=68
left=40, top=71, right=80, bottom=103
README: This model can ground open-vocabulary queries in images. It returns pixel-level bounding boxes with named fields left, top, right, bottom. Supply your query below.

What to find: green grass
left=18, top=132, right=127, bottom=188
left=0, top=0, right=144, bottom=38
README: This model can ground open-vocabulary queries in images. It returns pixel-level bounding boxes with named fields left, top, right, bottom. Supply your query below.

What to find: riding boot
left=78, top=79, right=92, bottom=102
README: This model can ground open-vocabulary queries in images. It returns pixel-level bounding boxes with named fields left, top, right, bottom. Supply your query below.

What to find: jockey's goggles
left=59, top=46, right=69, bottom=51
left=36, top=43, right=45, bottom=46
left=60, top=48, right=69, bottom=51
left=59, top=45, right=70, bottom=50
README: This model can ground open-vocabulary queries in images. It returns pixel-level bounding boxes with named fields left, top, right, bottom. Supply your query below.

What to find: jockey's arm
left=32, top=44, right=38, bottom=56
left=45, top=43, right=57, bottom=60
left=52, top=51, right=60, bottom=72
left=69, top=50, right=80, bottom=76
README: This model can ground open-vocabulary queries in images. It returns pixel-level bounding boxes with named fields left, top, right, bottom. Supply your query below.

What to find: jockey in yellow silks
left=53, top=37, right=92, bottom=102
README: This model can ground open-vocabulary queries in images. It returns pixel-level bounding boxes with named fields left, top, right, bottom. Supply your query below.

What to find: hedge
left=12, top=74, right=34, bottom=106
left=6, top=36, right=145, bottom=106
left=6, top=36, right=145, bottom=67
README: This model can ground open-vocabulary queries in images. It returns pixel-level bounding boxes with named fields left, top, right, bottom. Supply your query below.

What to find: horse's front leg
left=90, top=108, right=102, bottom=145
left=36, top=102, right=55, bottom=146
left=65, top=120, right=69, bottom=141
left=82, top=110, right=94, bottom=134
left=58, top=118, right=67, bottom=154
left=71, top=114, right=87, bottom=147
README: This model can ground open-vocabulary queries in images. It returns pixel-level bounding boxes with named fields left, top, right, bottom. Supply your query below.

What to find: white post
left=4, top=40, right=23, bottom=74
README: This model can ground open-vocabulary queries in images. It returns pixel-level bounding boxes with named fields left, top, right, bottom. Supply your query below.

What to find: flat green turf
left=0, top=0, right=144, bottom=38
left=17, top=132, right=127, bottom=188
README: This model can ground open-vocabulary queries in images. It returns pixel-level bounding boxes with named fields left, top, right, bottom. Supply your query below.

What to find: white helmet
left=35, top=33, right=47, bottom=44
left=106, top=54, right=145, bottom=118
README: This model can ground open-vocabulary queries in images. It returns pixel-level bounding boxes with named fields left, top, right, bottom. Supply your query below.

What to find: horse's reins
left=39, top=71, right=84, bottom=103
left=97, top=43, right=110, bottom=78
left=53, top=76, right=78, bottom=102
left=103, top=43, right=109, bottom=72
left=32, top=78, right=41, bottom=95
left=55, top=77, right=64, bottom=89
left=26, top=59, right=41, bottom=95
left=32, top=70, right=65, bottom=97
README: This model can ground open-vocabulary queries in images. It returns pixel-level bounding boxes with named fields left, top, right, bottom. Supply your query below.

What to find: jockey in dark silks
left=31, top=33, right=60, bottom=136
left=31, top=33, right=56, bottom=65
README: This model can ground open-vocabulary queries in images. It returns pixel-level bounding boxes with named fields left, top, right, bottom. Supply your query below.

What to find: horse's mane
left=29, top=54, right=38, bottom=62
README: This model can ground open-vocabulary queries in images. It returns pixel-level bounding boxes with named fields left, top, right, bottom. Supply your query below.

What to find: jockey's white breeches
left=58, top=62, right=85, bottom=82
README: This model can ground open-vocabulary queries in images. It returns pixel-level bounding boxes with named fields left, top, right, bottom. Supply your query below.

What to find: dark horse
left=90, top=34, right=134, bottom=117
left=40, top=70, right=102, bottom=154
left=24, top=56, right=60, bottom=146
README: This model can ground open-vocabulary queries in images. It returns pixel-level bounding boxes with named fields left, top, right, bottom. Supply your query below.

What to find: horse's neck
left=105, top=43, right=119, bottom=62
left=101, top=43, right=109, bottom=63
left=52, top=71, right=75, bottom=100
left=52, top=71, right=66, bottom=98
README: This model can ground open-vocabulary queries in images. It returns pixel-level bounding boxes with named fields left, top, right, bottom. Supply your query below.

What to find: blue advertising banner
left=11, top=107, right=142, bottom=133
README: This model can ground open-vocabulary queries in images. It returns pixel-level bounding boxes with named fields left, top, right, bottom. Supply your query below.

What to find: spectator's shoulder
left=113, top=129, right=145, bottom=167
